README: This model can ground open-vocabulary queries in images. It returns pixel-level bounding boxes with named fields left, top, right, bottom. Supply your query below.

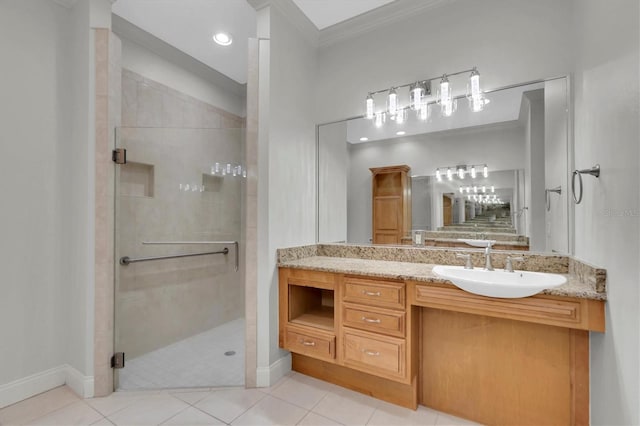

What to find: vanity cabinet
left=279, top=266, right=605, bottom=424
left=370, top=165, right=412, bottom=244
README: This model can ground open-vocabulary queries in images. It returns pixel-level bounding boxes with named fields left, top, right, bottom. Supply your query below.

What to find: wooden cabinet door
left=373, top=196, right=401, bottom=244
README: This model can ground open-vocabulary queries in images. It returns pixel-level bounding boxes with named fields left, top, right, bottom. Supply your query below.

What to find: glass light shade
left=419, top=101, right=429, bottom=121
left=410, top=82, right=424, bottom=110
left=375, top=112, right=385, bottom=128
left=470, top=165, right=477, bottom=179
left=482, top=186, right=486, bottom=193
left=466, top=186, right=470, bottom=193
left=387, top=87, right=398, bottom=118
left=470, top=68, right=481, bottom=101
left=365, top=93, right=375, bottom=119
left=395, top=108, right=406, bottom=124
left=457, top=167, right=465, bottom=179
left=447, top=168, right=453, bottom=181
left=483, top=165, right=489, bottom=178
left=491, top=186, right=495, bottom=193
left=473, top=186, right=478, bottom=193
left=436, top=168, right=442, bottom=182
left=459, top=187, right=463, bottom=193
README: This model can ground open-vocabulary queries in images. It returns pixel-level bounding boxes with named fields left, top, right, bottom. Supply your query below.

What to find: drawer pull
left=363, top=349, right=380, bottom=357
left=361, top=316, right=381, bottom=323
left=299, top=339, right=316, bottom=346
left=362, top=290, right=382, bottom=297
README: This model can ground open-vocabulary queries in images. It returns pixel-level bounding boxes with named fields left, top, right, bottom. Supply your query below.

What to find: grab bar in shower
left=137, top=240, right=239, bottom=271
left=119, top=248, right=229, bottom=266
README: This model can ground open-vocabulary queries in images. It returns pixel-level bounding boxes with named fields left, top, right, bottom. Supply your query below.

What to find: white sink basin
left=432, top=265, right=567, bottom=298
left=457, top=238, right=497, bottom=248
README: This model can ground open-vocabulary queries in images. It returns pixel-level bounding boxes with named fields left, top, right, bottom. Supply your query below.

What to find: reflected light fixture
left=459, top=187, right=464, bottom=193
left=213, top=32, right=232, bottom=46
left=491, top=186, right=495, bottom=193
left=482, top=186, right=486, bottom=193
left=436, top=168, right=442, bottom=182
left=419, top=101, right=429, bottom=121
left=410, top=81, right=425, bottom=110
left=470, top=165, right=477, bottom=179
left=365, top=93, right=375, bottom=119
left=396, top=130, right=406, bottom=136
left=395, top=108, right=406, bottom=124
left=375, top=112, right=385, bottom=128
left=359, top=137, right=369, bottom=142
left=483, top=164, right=489, bottom=178
left=446, top=168, right=453, bottom=181
left=457, top=166, right=466, bottom=179
left=473, top=186, right=478, bottom=193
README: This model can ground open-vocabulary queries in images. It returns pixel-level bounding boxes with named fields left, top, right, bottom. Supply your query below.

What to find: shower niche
left=120, top=162, right=154, bottom=198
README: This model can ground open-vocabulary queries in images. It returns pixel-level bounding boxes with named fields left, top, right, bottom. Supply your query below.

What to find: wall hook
left=572, top=164, right=600, bottom=204
left=545, top=186, right=562, bottom=211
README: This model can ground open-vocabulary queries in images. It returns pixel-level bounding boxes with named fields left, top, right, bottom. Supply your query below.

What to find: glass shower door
left=113, top=126, right=245, bottom=390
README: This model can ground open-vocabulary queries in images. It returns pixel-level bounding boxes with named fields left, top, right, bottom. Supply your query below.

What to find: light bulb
left=439, top=75, right=450, bottom=105
left=419, top=101, right=429, bottom=121
left=457, top=167, right=465, bottom=179
left=387, top=87, right=398, bottom=118
left=470, top=67, right=481, bottom=101
left=410, top=82, right=424, bottom=110
left=483, top=165, right=488, bottom=178
left=447, top=168, right=453, bottom=181
left=491, top=186, right=495, bottom=193
left=470, top=165, right=476, bottom=179
left=375, top=112, right=385, bottom=128
left=365, top=93, right=375, bottom=119
left=436, top=168, right=442, bottom=182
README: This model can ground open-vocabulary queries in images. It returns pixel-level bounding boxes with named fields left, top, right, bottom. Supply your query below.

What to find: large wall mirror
left=317, top=77, right=572, bottom=254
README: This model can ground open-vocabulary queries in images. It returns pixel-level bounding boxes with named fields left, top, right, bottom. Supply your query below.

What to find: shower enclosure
left=113, top=125, right=245, bottom=390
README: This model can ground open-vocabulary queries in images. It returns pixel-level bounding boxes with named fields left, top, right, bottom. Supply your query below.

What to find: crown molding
left=319, top=0, right=456, bottom=48
left=248, top=0, right=319, bottom=47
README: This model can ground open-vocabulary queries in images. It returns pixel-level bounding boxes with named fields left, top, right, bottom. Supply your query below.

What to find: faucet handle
left=456, top=253, right=473, bottom=270
left=505, top=256, right=525, bottom=272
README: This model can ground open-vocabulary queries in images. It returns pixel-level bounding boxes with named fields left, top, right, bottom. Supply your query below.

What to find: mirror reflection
left=318, top=78, right=570, bottom=253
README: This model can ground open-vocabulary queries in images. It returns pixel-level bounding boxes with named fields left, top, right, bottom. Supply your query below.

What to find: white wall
left=523, top=91, right=546, bottom=251
left=346, top=125, right=526, bottom=243
left=571, top=0, right=640, bottom=424
left=0, top=0, right=69, bottom=390
left=120, top=38, right=246, bottom=117
left=254, top=3, right=318, bottom=382
left=318, top=122, right=348, bottom=243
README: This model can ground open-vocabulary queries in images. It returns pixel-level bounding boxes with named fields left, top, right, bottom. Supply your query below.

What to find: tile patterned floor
left=119, top=318, right=245, bottom=390
left=0, top=372, right=481, bottom=425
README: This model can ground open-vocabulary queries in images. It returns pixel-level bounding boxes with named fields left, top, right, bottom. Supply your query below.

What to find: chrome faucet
left=505, top=256, right=525, bottom=272
left=484, top=242, right=494, bottom=271
left=456, top=253, right=473, bottom=269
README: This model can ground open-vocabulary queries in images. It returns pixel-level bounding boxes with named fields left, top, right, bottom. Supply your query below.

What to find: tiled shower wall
left=115, top=69, right=245, bottom=360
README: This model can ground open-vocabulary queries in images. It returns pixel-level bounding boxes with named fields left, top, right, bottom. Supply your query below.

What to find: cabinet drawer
left=285, top=328, right=335, bottom=362
left=343, top=277, right=405, bottom=310
left=342, top=304, right=405, bottom=337
left=343, top=330, right=406, bottom=379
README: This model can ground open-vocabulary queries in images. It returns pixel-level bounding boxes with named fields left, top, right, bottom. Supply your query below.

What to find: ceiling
left=291, top=0, right=396, bottom=30
left=111, top=0, right=445, bottom=86
left=112, top=0, right=256, bottom=84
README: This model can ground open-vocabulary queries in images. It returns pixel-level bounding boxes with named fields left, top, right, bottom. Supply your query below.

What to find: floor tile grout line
left=189, top=403, right=231, bottom=425
left=266, top=387, right=329, bottom=412
left=9, top=388, right=82, bottom=425
left=157, top=403, right=194, bottom=426
left=220, top=389, right=268, bottom=425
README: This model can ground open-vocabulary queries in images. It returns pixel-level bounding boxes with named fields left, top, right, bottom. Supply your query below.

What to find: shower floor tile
left=118, top=318, right=245, bottom=390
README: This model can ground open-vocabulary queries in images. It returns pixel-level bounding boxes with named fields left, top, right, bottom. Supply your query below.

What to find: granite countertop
left=278, top=255, right=605, bottom=301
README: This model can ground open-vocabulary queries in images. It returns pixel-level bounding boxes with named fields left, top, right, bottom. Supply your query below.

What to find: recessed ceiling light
left=213, top=32, right=232, bottom=46
left=359, top=137, right=369, bottom=142
left=396, top=131, right=406, bottom=136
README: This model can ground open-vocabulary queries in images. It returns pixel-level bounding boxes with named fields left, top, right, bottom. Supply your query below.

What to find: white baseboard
left=0, top=365, right=94, bottom=409
left=64, top=365, right=94, bottom=399
left=256, top=353, right=292, bottom=387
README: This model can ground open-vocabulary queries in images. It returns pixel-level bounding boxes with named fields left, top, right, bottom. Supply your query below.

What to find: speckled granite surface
left=276, top=244, right=607, bottom=301
left=278, top=256, right=605, bottom=301
left=424, top=231, right=530, bottom=243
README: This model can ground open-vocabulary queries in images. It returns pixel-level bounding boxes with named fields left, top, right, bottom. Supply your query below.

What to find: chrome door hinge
left=112, top=148, right=127, bottom=164
left=111, top=352, right=125, bottom=369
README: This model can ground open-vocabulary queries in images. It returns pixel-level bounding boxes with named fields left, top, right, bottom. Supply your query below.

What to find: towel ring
left=545, top=186, right=562, bottom=211
left=572, top=164, right=600, bottom=204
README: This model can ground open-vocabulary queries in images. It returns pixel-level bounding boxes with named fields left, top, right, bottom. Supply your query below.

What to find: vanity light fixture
left=213, top=32, right=233, bottom=46
left=473, top=186, right=478, bottom=193
left=210, top=162, right=246, bottom=178
left=365, top=93, right=375, bottom=119
left=457, top=165, right=466, bottom=179
left=482, top=186, right=486, bottom=193
left=436, top=168, right=442, bottom=182
left=483, top=164, right=489, bottom=178
left=491, top=185, right=495, bottom=193
left=434, top=163, right=490, bottom=183
left=459, top=187, right=464, bottom=194
left=470, top=165, right=477, bottom=179
left=363, top=66, right=482, bottom=123
left=466, top=186, right=471, bottom=193
left=447, top=168, right=453, bottom=181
